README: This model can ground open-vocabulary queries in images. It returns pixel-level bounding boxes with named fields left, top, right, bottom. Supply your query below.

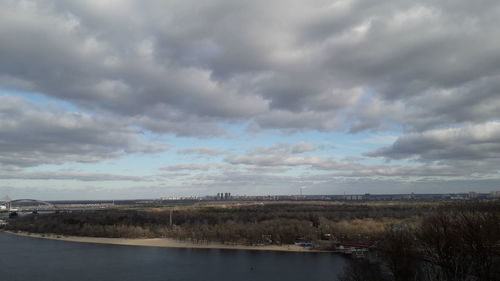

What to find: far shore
left=1, top=230, right=331, bottom=253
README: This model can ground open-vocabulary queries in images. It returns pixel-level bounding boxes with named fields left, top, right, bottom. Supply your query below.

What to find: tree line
left=338, top=202, right=499, bottom=281
left=4, top=202, right=433, bottom=242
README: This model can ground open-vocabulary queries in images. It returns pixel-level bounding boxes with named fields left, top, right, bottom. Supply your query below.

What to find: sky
left=1, top=0, right=500, bottom=200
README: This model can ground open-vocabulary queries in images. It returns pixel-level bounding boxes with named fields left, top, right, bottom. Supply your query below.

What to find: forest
left=3, top=200, right=499, bottom=280
left=338, top=201, right=499, bottom=281
left=4, top=201, right=438, bottom=243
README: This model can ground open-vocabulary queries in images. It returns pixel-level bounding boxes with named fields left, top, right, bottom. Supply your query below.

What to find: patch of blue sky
left=23, top=152, right=170, bottom=176
left=0, top=88, right=82, bottom=112
left=163, top=120, right=403, bottom=168
left=217, top=122, right=342, bottom=154
left=104, top=151, right=182, bottom=174
left=4, top=89, right=409, bottom=180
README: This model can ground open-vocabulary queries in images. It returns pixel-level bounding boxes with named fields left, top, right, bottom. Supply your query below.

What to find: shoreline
left=1, top=230, right=331, bottom=253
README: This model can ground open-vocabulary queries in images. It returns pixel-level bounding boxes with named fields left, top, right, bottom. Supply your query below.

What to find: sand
left=2, top=231, right=327, bottom=253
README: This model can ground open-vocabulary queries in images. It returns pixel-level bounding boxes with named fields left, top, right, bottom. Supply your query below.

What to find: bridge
left=0, top=199, right=57, bottom=212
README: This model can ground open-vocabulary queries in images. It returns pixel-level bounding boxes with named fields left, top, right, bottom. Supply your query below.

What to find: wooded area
left=338, top=201, right=499, bottom=281
left=3, top=200, right=499, bottom=280
left=4, top=201, right=434, bottom=243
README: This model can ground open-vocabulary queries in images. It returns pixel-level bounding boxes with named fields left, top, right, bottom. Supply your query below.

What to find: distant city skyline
left=1, top=1, right=500, bottom=200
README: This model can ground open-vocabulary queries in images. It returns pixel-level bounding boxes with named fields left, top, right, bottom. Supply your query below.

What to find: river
left=0, top=232, right=347, bottom=281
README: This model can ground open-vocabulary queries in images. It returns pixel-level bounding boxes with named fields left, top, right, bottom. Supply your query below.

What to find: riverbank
left=2, top=230, right=329, bottom=253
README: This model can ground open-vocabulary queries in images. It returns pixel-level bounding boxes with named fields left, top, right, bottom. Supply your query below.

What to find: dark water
left=0, top=232, right=347, bottom=281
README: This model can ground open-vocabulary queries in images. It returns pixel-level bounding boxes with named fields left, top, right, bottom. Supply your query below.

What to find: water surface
left=0, top=232, right=346, bottom=281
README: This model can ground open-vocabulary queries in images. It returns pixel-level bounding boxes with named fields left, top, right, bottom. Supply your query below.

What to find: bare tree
left=417, top=203, right=500, bottom=281
left=337, top=259, right=389, bottom=281
left=379, top=225, right=422, bottom=281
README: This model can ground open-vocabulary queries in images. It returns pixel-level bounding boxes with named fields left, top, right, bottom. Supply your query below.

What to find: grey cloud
left=3, top=0, right=498, bottom=135
left=349, top=98, right=405, bottom=133
left=160, top=164, right=214, bottom=171
left=351, top=75, right=500, bottom=133
left=250, top=142, right=316, bottom=155
left=225, top=141, right=499, bottom=180
left=401, top=76, right=500, bottom=131
left=136, top=113, right=227, bottom=137
left=320, top=2, right=500, bottom=96
left=0, top=95, right=168, bottom=169
left=291, top=142, right=316, bottom=154
left=1, top=0, right=500, bottom=196
left=0, top=171, right=146, bottom=181
left=254, top=110, right=344, bottom=132
left=177, top=147, right=223, bottom=156
left=327, top=165, right=463, bottom=178
left=226, top=155, right=326, bottom=167
left=227, top=142, right=328, bottom=167
left=0, top=0, right=268, bottom=136
left=243, top=166, right=289, bottom=173
left=225, top=153, right=467, bottom=178
left=366, top=122, right=500, bottom=162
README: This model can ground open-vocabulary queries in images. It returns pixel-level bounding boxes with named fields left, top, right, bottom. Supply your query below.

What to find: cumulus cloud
left=0, top=95, right=168, bottom=170
left=223, top=138, right=499, bottom=181
left=1, top=0, right=498, bottom=135
left=1, top=0, right=500, bottom=196
left=366, top=122, right=500, bottom=162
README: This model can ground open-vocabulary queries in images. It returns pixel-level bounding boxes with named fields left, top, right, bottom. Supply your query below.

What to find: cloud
left=0, top=171, right=146, bottom=181
left=2, top=0, right=498, bottom=136
left=1, top=0, right=500, bottom=196
left=165, top=165, right=500, bottom=195
left=160, top=164, right=214, bottom=171
left=177, top=147, right=223, bottom=156
left=250, top=141, right=316, bottom=155
left=224, top=138, right=500, bottom=180
left=224, top=152, right=469, bottom=178
left=366, top=122, right=500, bottom=162
left=226, top=155, right=326, bottom=167
left=253, top=110, right=345, bottom=132
left=0, top=95, right=168, bottom=170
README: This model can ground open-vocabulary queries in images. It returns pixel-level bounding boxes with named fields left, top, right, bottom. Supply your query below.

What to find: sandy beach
left=2, top=230, right=327, bottom=253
